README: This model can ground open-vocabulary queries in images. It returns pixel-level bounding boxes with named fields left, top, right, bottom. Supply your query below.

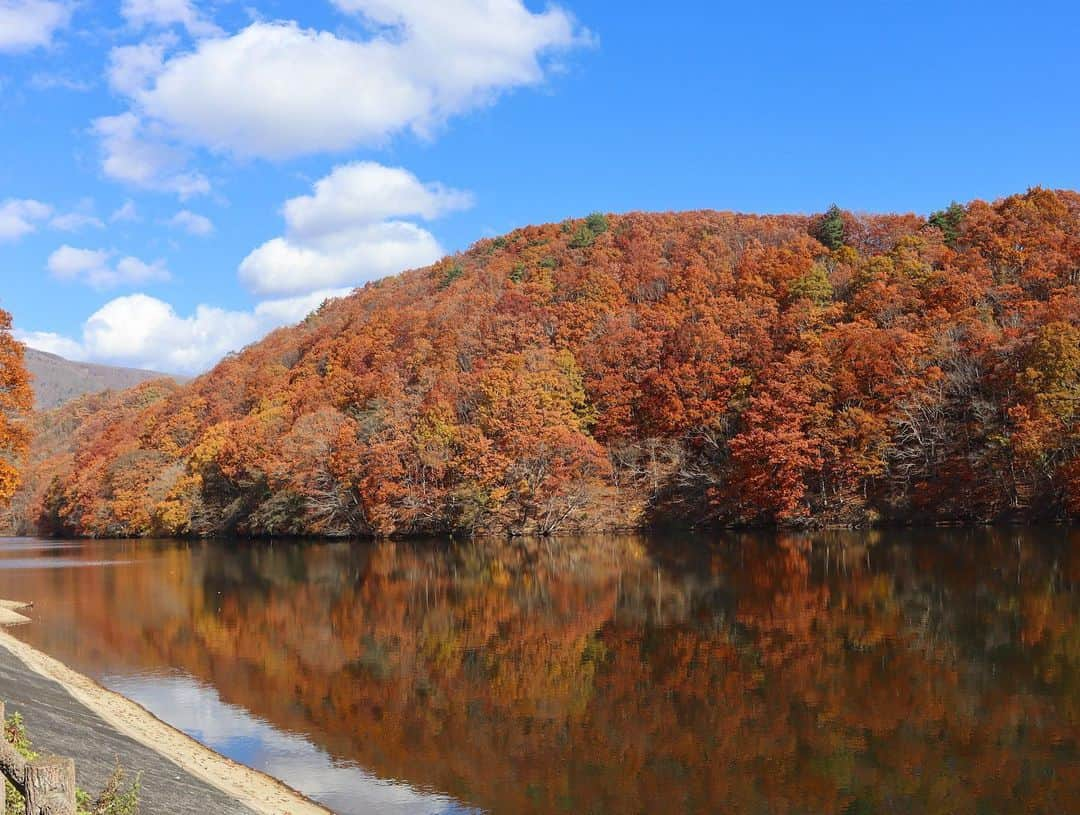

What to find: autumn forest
left=3, top=188, right=1080, bottom=539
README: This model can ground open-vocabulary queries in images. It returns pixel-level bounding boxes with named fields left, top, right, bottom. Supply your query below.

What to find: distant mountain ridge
left=23, top=348, right=180, bottom=410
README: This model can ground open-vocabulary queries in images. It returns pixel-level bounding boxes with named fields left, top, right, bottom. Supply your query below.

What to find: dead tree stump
left=24, top=757, right=75, bottom=815
left=0, top=702, right=76, bottom=815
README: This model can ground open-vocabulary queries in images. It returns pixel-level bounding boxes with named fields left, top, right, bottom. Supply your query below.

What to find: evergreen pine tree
left=814, top=204, right=845, bottom=250
left=928, top=202, right=965, bottom=248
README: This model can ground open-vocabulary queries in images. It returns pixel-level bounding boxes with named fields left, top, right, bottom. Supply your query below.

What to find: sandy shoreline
left=0, top=601, right=331, bottom=815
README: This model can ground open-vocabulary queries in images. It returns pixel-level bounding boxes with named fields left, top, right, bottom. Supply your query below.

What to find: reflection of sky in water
left=0, top=558, right=131, bottom=569
left=0, top=538, right=129, bottom=569
left=105, top=672, right=482, bottom=815
left=0, top=541, right=84, bottom=552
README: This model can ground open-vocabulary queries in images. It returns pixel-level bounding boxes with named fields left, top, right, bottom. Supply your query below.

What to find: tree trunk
left=24, top=757, right=75, bottom=815
left=0, top=700, right=6, bottom=815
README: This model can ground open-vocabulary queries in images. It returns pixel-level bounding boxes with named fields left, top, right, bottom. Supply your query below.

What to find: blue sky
left=1, top=0, right=1078, bottom=374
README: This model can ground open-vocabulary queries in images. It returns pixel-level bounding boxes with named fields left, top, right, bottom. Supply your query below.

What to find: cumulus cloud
left=93, top=1, right=585, bottom=197
left=136, top=23, right=425, bottom=158
left=112, top=2, right=586, bottom=159
left=83, top=295, right=254, bottom=372
left=0, top=0, right=71, bottom=53
left=18, top=288, right=351, bottom=373
left=284, top=161, right=473, bottom=240
left=0, top=198, right=51, bottom=241
left=240, top=223, right=442, bottom=297
left=47, top=245, right=170, bottom=289
left=240, top=162, right=470, bottom=296
left=120, top=0, right=221, bottom=38
left=14, top=329, right=85, bottom=360
left=92, top=112, right=210, bottom=198
left=169, top=208, right=213, bottom=236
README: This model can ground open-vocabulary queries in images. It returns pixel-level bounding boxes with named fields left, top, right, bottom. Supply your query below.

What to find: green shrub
left=568, top=213, right=610, bottom=250
left=569, top=224, right=597, bottom=249
left=77, top=763, right=141, bottom=815
left=439, top=262, right=465, bottom=290
left=4, top=712, right=141, bottom=815
left=585, top=212, right=609, bottom=234
left=4, top=712, right=36, bottom=813
left=509, top=263, right=527, bottom=283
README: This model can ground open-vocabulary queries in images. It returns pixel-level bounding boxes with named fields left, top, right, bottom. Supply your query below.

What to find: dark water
left=0, top=531, right=1077, bottom=814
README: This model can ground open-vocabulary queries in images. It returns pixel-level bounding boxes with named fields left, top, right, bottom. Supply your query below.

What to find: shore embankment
left=0, top=600, right=332, bottom=815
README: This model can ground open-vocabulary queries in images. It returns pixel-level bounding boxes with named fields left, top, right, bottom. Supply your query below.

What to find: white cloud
left=92, top=112, right=210, bottom=198
left=110, top=200, right=140, bottom=222
left=284, top=161, right=472, bottom=241
left=83, top=294, right=249, bottom=372
left=50, top=212, right=104, bottom=231
left=94, top=2, right=584, bottom=198
left=239, top=162, right=470, bottom=296
left=0, top=0, right=71, bottom=53
left=240, top=222, right=442, bottom=297
left=136, top=23, right=422, bottom=158
left=252, top=287, right=353, bottom=325
left=118, top=2, right=586, bottom=160
left=0, top=198, right=133, bottom=239
left=0, top=198, right=113, bottom=239
left=47, top=245, right=170, bottom=289
left=19, top=288, right=351, bottom=373
left=0, top=198, right=51, bottom=241
left=28, top=72, right=93, bottom=91
left=120, top=0, right=221, bottom=37
left=169, top=208, right=213, bottom=236
left=14, top=329, right=86, bottom=360
left=107, top=37, right=174, bottom=96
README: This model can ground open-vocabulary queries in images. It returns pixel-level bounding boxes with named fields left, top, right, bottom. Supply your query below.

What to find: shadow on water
left=0, top=529, right=1077, bottom=814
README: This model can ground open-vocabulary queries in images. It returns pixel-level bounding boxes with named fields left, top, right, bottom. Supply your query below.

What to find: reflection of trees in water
left=7, top=531, right=1080, bottom=814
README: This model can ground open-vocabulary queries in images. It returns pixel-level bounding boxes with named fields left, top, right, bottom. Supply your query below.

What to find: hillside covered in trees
left=10, top=188, right=1080, bottom=538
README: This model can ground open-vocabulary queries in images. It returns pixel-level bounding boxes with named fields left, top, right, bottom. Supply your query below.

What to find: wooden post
left=24, top=757, right=75, bottom=815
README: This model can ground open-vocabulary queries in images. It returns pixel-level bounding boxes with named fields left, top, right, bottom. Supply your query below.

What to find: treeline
left=11, top=188, right=1080, bottom=537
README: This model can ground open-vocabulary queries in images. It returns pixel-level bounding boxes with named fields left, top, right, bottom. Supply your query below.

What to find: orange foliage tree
left=0, top=308, right=31, bottom=504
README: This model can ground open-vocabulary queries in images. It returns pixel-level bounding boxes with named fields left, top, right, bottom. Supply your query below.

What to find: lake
left=0, top=530, right=1077, bottom=814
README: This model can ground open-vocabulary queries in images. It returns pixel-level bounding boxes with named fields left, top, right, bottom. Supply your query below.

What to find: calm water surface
left=0, top=531, right=1077, bottom=814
